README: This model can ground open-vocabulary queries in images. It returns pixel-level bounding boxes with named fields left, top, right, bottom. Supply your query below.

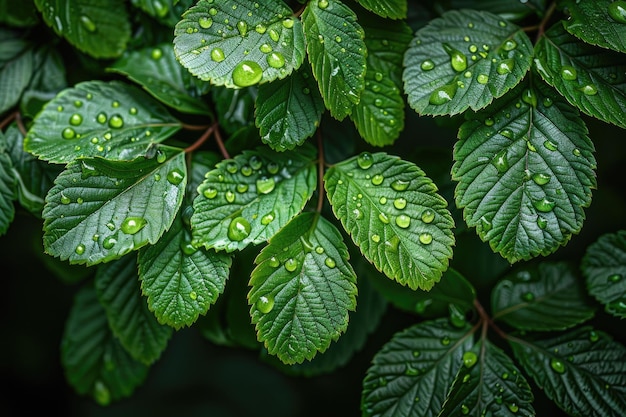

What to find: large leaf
left=24, top=80, right=181, bottom=164
left=325, top=152, right=455, bottom=290
left=534, top=23, right=626, bottom=129
left=42, top=149, right=187, bottom=265
left=403, top=9, right=533, bottom=116
left=453, top=81, right=596, bottom=263
left=302, top=0, right=367, bottom=120
left=581, top=230, right=626, bottom=318
left=492, top=262, right=595, bottom=331
left=191, top=144, right=317, bottom=252
left=510, top=327, right=626, bottom=417
left=562, top=0, right=626, bottom=54
left=249, top=212, right=358, bottom=364
left=173, top=0, right=305, bottom=87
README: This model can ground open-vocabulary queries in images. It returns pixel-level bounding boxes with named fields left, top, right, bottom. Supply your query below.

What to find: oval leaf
left=562, top=0, right=626, bottom=54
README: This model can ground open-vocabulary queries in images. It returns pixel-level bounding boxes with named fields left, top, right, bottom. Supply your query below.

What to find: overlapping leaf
left=42, top=149, right=187, bottom=265
left=403, top=9, right=533, bottom=116
left=24, top=81, right=181, bottom=164
left=130, top=0, right=194, bottom=27
left=0, top=132, right=16, bottom=236
left=453, top=81, right=596, bottom=263
left=562, top=0, right=626, bottom=54
left=354, top=0, right=406, bottom=19
left=249, top=212, right=357, bottom=364
left=325, top=152, right=455, bottom=290
left=0, top=33, right=33, bottom=114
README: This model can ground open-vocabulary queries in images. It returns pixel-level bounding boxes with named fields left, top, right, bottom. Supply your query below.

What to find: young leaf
left=24, top=80, right=182, bottom=164
left=138, top=213, right=232, bottom=329
left=42, top=149, right=187, bottom=265
left=0, top=34, right=33, bottom=115
left=510, top=326, right=626, bottom=417
left=581, top=230, right=626, bottom=318
left=361, top=318, right=473, bottom=417
left=353, top=0, right=407, bottom=19
left=0, top=132, right=16, bottom=235
left=255, top=64, right=324, bottom=151
left=440, top=340, right=534, bottom=417
left=95, top=254, right=173, bottom=365
left=492, top=262, right=595, bottom=331
left=173, top=0, right=305, bottom=87
left=561, top=0, right=626, bottom=54
left=107, top=43, right=212, bottom=116
left=453, top=81, right=597, bottom=263
left=191, top=144, right=317, bottom=252
left=249, top=212, right=358, bottom=364
left=403, top=9, right=533, bottom=116
left=325, top=152, right=455, bottom=290
left=302, top=0, right=367, bottom=120
left=534, top=23, right=626, bottom=129
left=34, top=0, right=130, bottom=59
left=61, top=285, right=149, bottom=406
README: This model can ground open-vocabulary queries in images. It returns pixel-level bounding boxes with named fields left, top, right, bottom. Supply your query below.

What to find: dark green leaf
left=212, top=87, right=257, bottom=135
left=0, top=0, right=39, bottom=27
left=562, top=0, right=626, bottom=54
left=435, top=0, right=540, bottom=21
left=353, top=0, right=406, bottom=19
left=0, top=131, right=16, bottom=235
left=130, top=0, right=194, bottom=27
left=0, top=34, right=33, bottom=114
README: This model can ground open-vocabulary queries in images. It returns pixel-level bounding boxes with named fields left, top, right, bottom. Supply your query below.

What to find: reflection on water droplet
left=491, top=149, right=509, bottom=174
left=75, top=244, right=85, bottom=255
left=318, top=0, right=329, bottom=9
left=237, top=20, right=248, bottom=36
left=268, top=256, right=280, bottom=267
left=421, top=209, right=435, bottom=223
left=199, top=16, right=213, bottom=28
left=461, top=405, right=470, bottom=415
left=394, top=198, right=407, bottom=210
left=325, top=257, right=336, bottom=268
left=93, top=380, right=111, bottom=406
left=261, top=213, right=274, bottom=225
left=608, top=273, right=623, bottom=283
left=589, top=330, right=599, bottom=342
left=609, top=1, right=626, bottom=23
left=532, top=172, right=551, bottom=185
left=256, top=177, right=276, bottom=194
left=357, top=152, right=373, bottom=169
left=167, top=169, right=185, bottom=185
left=60, top=193, right=71, bottom=204
left=285, top=258, right=299, bottom=272
left=121, top=217, right=147, bottom=235
left=606, top=297, right=626, bottom=315
left=443, top=43, right=467, bottom=72
left=420, top=59, right=435, bottom=71
left=496, top=59, right=515, bottom=75
left=62, top=127, right=76, bottom=139
left=463, top=351, right=477, bottom=368
left=419, top=233, right=433, bottom=245
left=429, top=83, right=457, bottom=105
left=228, top=217, right=251, bottom=241
left=378, top=212, right=390, bottom=224
left=579, top=84, right=598, bottom=96
left=108, top=114, right=124, bottom=129
left=256, top=294, right=274, bottom=313
left=203, top=187, right=217, bottom=199
left=189, top=291, right=198, bottom=300
left=267, top=51, right=285, bottom=68
left=560, top=66, right=577, bottom=81
left=371, top=174, right=384, bottom=185
left=534, top=198, right=556, bottom=213
left=537, top=216, right=548, bottom=229
left=521, top=292, right=535, bottom=302
left=225, top=191, right=235, bottom=203
left=391, top=179, right=409, bottom=191
left=69, top=113, right=83, bottom=126
left=550, top=358, right=565, bottom=374
left=395, top=214, right=411, bottom=228
left=211, top=48, right=225, bottom=62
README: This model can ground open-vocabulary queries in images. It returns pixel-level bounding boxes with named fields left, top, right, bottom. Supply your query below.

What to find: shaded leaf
left=0, top=131, right=16, bottom=235
left=130, top=0, right=193, bottom=28
left=562, top=0, right=626, bottom=54
left=0, top=0, right=39, bottom=27
left=353, top=0, right=406, bottom=19
left=0, top=33, right=33, bottom=114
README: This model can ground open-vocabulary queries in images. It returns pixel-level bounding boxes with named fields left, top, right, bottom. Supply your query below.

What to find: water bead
left=429, top=84, right=457, bottom=105
left=227, top=217, right=251, bottom=241
left=420, top=60, right=435, bottom=71
left=534, top=198, right=555, bottom=213
left=550, top=358, right=566, bottom=374
left=462, top=351, right=478, bottom=368
left=199, top=16, right=213, bottom=28
left=69, top=113, right=83, bottom=126
left=211, top=48, right=225, bottom=62
left=267, top=51, right=285, bottom=68
left=325, top=257, right=336, bottom=268
left=357, top=152, right=374, bottom=169
left=121, top=217, right=147, bottom=235
left=108, top=114, right=124, bottom=129
left=395, top=214, right=411, bottom=228
left=609, top=1, right=626, bottom=23
left=62, top=127, right=76, bottom=139
left=419, top=233, right=433, bottom=245
left=256, top=177, right=276, bottom=194
left=393, top=198, right=407, bottom=210
left=285, top=258, right=299, bottom=272
left=80, top=15, right=97, bottom=32
left=560, top=66, right=577, bottom=81
left=203, top=187, right=217, bottom=199
left=256, top=295, right=275, bottom=313
left=421, top=209, right=435, bottom=223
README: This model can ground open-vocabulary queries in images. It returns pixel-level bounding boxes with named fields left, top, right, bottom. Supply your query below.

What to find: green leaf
left=353, top=0, right=406, bottom=19
left=403, top=9, right=533, bottom=116
left=61, top=285, right=149, bottom=406
left=212, top=87, right=257, bottom=135
left=0, top=132, right=16, bottom=235
left=107, top=43, right=212, bottom=116
left=191, top=144, right=317, bottom=252
left=510, top=326, right=626, bottom=417
left=492, top=262, right=595, bottom=331
left=255, top=63, right=324, bottom=151
left=562, top=0, right=626, bottom=54
left=302, top=0, right=367, bottom=120
left=34, top=0, right=130, bottom=59
left=453, top=81, right=597, bottom=263
left=581, top=230, right=626, bottom=318
left=42, top=149, right=187, bottom=265
left=95, top=255, right=173, bottom=365
left=0, top=34, right=33, bottom=114
left=24, top=80, right=182, bottom=164
left=534, top=23, right=626, bottom=129
left=439, top=340, right=534, bottom=417
left=436, top=0, right=538, bottom=21
left=249, top=212, right=358, bottom=364
left=130, top=0, right=193, bottom=27
left=325, top=152, right=455, bottom=290
left=0, top=0, right=39, bottom=27
left=173, top=0, right=305, bottom=88
left=361, top=318, right=473, bottom=417
left=138, top=213, right=232, bottom=329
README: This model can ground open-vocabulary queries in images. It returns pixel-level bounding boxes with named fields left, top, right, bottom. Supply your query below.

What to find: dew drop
left=479, top=215, right=492, bottom=232
left=203, top=187, right=217, bottom=199
left=543, top=140, right=558, bottom=151
left=318, top=0, right=329, bottom=9
left=606, top=297, right=626, bottom=315
left=108, top=114, right=124, bottom=129
left=261, top=213, right=274, bottom=225
left=393, top=198, right=407, bottom=210
left=121, top=217, right=147, bottom=235
left=522, top=88, right=537, bottom=108
left=267, top=51, right=285, bottom=68
left=443, top=43, right=467, bottom=72
left=609, top=1, right=626, bottom=23
left=420, top=209, right=435, bottom=224
left=236, top=20, right=248, bottom=36
left=75, top=244, right=85, bottom=255
left=256, top=295, right=275, bottom=313
left=225, top=190, right=235, bottom=203
left=608, top=273, right=623, bottom=283
left=550, top=358, right=566, bottom=374
left=491, top=149, right=509, bottom=174
left=199, top=16, right=213, bottom=28
left=391, top=179, right=409, bottom=191
left=151, top=48, right=162, bottom=60
left=560, top=66, right=577, bottom=81
left=256, top=177, right=276, bottom=194
left=268, top=257, right=280, bottom=268
left=60, top=193, right=71, bottom=204
left=395, top=214, right=411, bottom=229
left=103, top=235, right=117, bottom=249
left=508, top=403, right=519, bottom=413
left=69, top=113, right=83, bottom=126
left=537, top=216, right=548, bottom=230
left=385, top=236, right=400, bottom=251
left=227, top=217, right=251, bottom=241
left=579, top=84, right=598, bottom=96
left=181, top=241, right=197, bottom=255
left=441, top=336, right=451, bottom=345
left=589, top=330, right=600, bottom=342
left=167, top=169, right=185, bottom=185
left=378, top=212, right=390, bottom=224
left=534, top=198, right=556, bottom=213
left=371, top=174, right=384, bottom=185
left=463, top=351, right=478, bottom=368
left=269, top=28, right=280, bottom=42
left=572, top=148, right=581, bottom=157
left=420, top=59, right=435, bottom=71
left=93, top=380, right=111, bottom=406
left=496, top=59, right=515, bottom=74
left=532, top=172, right=551, bottom=185
left=419, top=233, right=433, bottom=245
left=502, top=39, right=517, bottom=51
left=282, top=18, right=294, bottom=28
left=521, top=292, right=535, bottom=302
left=211, top=48, right=225, bottom=62
left=249, top=156, right=263, bottom=170
left=461, top=405, right=470, bottom=415
left=156, top=149, right=167, bottom=163
left=267, top=162, right=279, bottom=174
left=285, top=258, right=299, bottom=272
left=429, top=83, right=457, bottom=105
left=62, top=127, right=76, bottom=139
left=371, top=234, right=380, bottom=243
left=379, top=197, right=387, bottom=205
left=236, top=183, right=248, bottom=193
left=325, top=257, right=336, bottom=268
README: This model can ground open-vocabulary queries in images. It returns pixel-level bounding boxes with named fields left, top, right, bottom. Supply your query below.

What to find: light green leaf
left=0, top=132, right=16, bottom=235
left=534, top=23, right=626, bottom=129
left=0, top=34, right=33, bottom=114
left=439, top=340, right=534, bottom=417
left=302, top=0, right=367, bottom=120
left=95, top=254, right=173, bottom=365
left=108, top=43, right=212, bottom=115
left=562, top=0, right=626, bottom=54
left=453, top=81, right=597, bottom=263
left=42, top=149, right=187, bottom=265
left=510, top=326, right=626, bottom=417
left=581, top=230, right=626, bottom=318
left=138, top=213, right=232, bottom=329
left=353, top=0, right=406, bottom=19
left=191, top=144, right=317, bottom=252
left=34, top=0, right=130, bottom=58
left=249, top=212, right=358, bottom=364
left=61, top=285, right=149, bottom=406
left=403, top=9, right=533, bottom=116
left=325, top=152, right=455, bottom=290
left=492, top=262, right=595, bottom=331
left=173, top=0, right=305, bottom=88
left=24, top=80, right=181, bottom=164
left=255, top=63, right=324, bottom=151
left=361, top=318, right=473, bottom=417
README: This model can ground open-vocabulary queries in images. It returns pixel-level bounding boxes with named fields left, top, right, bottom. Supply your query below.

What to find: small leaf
left=0, top=32, right=33, bottom=114
left=353, top=0, right=406, bottom=19
left=510, top=326, right=626, bottom=417
left=24, top=80, right=181, bottom=164
left=562, top=0, right=626, bottom=54
left=403, top=9, right=533, bottom=116
left=361, top=318, right=473, bottom=417
left=453, top=81, right=597, bottom=263
left=582, top=230, right=626, bottom=318
left=302, top=0, right=367, bottom=120
left=249, top=212, right=358, bottom=364
left=0, top=132, right=16, bottom=235
left=325, top=152, right=455, bottom=290
left=492, top=262, right=595, bottom=331
left=191, top=144, right=317, bottom=252
left=95, top=255, right=172, bottom=365
left=42, top=149, right=187, bottom=265
left=534, top=23, right=626, bottom=129
left=173, top=0, right=305, bottom=87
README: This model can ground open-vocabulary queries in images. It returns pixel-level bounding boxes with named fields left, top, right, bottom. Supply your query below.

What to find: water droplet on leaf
left=395, top=214, right=411, bottom=228
left=285, top=258, right=299, bottom=272
left=121, top=217, right=147, bottom=235
left=550, top=358, right=566, bottom=374
left=228, top=217, right=251, bottom=241
left=256, top=177, right=275, bottom=194
left=608, top=1, right=626, bottom=24
left=256, top=295, right=274, bottom=313
left=357, top=152, right=373, bottom=169
left=463, top=351, right=477, bottom=368
left=199, top=16, right=213, bottom=28
left=429, top=83, right=457, bottom=105
left=80, top=15, right=97, bottom=32
left=108, top=114, right=124, bottom=129
left=560, top=66, right=577, bottom=80
left=211, top=48, right=225, bottom=62
left=419, top=233, right=433, bottom=245
left=443, top=43, right=467, bottom=72
left=534, top=198, right=556, bottom=213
